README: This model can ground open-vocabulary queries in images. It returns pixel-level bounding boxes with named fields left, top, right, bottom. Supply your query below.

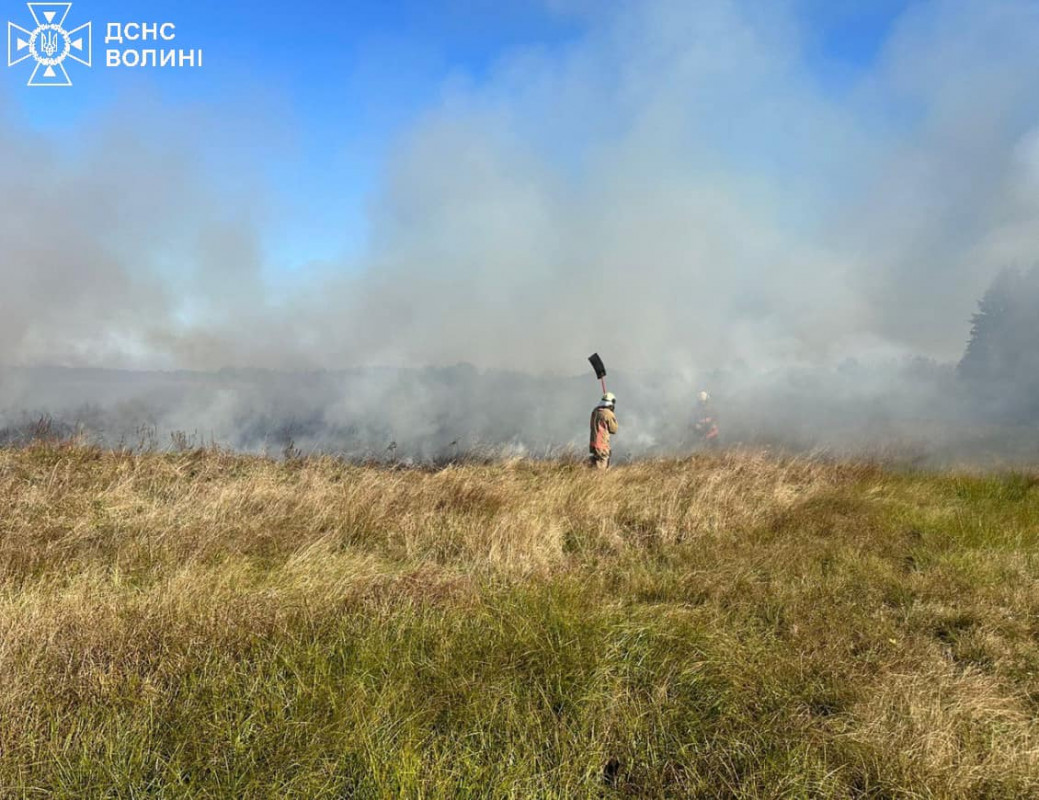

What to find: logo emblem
left=8, top=3, right=91, bottom=86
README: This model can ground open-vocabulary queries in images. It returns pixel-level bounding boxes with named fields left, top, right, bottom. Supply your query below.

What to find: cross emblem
left=8, top=3, right=91, bottom=87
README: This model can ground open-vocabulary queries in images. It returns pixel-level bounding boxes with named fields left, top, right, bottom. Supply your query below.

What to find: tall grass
left=0, top=442, right=1037, bottom=797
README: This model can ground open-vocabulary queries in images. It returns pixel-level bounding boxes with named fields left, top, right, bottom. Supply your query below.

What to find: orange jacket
left=589, top=406, right=619, bottom=455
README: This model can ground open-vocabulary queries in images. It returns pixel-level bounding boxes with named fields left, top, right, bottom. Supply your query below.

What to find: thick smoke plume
left=3, top=0, right=1039, bottom=463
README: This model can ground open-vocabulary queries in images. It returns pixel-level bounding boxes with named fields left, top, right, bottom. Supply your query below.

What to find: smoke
left=326, top=0, right=1039, bottom=372
left=3, top=0, right=1039, bottom=461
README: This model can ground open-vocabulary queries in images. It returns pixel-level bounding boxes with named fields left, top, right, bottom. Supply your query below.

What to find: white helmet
left=699, top=391, right=710, bottom=403
left=602, top=392, right=617, bottom=407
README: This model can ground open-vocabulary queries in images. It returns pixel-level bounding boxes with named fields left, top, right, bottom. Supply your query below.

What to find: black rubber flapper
left=588, top=353, right=607, bottom=380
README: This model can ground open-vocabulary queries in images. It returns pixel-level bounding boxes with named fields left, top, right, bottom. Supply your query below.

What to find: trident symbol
left=40, top=29, right=59, bottom=58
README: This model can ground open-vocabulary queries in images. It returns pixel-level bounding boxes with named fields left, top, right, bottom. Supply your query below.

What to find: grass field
left=0, top=442, right=1037, bottom=797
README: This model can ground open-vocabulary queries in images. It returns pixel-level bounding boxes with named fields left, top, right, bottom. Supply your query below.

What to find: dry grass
left=0, top=442, right=1037, bottom=797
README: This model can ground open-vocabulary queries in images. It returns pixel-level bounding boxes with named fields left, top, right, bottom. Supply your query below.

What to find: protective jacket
left=589, top=405, right=619, bottom=457
left=694, top=401, right=719, bottom=442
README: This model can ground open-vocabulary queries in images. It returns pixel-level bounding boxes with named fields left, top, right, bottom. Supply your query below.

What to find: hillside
left=0, top=444, right=1037, bottom=797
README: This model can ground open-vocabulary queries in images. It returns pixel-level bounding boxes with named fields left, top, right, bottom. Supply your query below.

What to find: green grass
left=0, top=444, right=1037, bottom=797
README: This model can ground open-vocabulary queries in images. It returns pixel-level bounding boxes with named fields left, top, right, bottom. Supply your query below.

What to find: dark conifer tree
left=959, top=267, right=1039, bottom=418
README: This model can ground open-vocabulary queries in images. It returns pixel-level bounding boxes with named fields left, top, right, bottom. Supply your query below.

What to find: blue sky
left=3, top=0, right=913, bottom=278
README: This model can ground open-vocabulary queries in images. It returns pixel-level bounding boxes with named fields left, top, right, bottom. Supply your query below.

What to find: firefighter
left=589, top=392, right=619, bottom=470
left=694, top=390, right=719, bottom=448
